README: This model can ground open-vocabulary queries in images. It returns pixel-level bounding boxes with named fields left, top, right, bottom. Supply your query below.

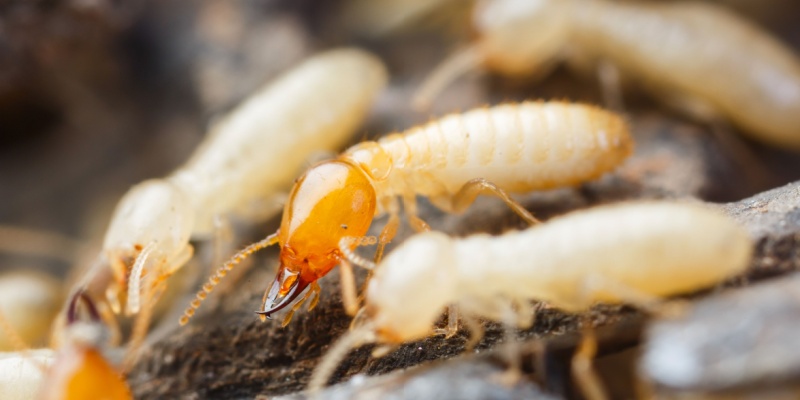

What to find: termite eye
left=341, top=224, right=348, bottom=230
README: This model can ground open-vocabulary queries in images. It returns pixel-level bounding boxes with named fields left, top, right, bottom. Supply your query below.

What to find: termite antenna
left=338, top=237, right=378, bottom=270
left=179, top=232, right=279, bottom=326
left=124, top=281, right=164, bottom=372
left=126, top=241, right=157, bottom=315
left=308, top=324, right=377, bottom=394
left=412, top=46, right=483, bottom=111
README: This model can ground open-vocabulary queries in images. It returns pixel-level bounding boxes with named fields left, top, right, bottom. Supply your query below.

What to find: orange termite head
left=42, top=291, right=132, bottom=400
left=257, top=160, right=377, bottom=318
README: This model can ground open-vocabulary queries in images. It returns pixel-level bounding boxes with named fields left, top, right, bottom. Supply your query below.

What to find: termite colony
left=2, top=0, right=800, bottom=399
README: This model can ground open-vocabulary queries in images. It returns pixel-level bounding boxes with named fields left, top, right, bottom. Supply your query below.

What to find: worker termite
left=180, top=101, right=633, bottom=326
left=308, top=201, right=753, bottom=393
left=415, top=0, right=800, bottom=150
left=90, top=48, right=387, bottom=319
left=0, top=292, right=132, bottom=400
left=0, top=271, right=63, bottom=351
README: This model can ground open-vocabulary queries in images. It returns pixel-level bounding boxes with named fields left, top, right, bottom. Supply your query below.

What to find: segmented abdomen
left=378, top=102, right=632, bottom=196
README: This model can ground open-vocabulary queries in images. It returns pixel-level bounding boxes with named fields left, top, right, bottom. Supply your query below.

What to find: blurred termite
left=180, top=101, right=633, bottom=326
left=92, top=48, right=387, bottom=319
left=340, top=0, right=462, bottom=37
left=0, top=271, right=63, bottom=351
left=0, top=292, right=132, bottom=400
left=308, top=201, right=753, bottom=397
left=414, top=0, right=800, bottom=150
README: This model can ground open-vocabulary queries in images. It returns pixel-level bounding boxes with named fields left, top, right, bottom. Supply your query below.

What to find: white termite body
left=0, top=349, right=55, bottom=400
left=0, top=271, right=62, bottom=351
left=98, top=48, right=388, bottom=314
left=344, top=101, right=632, bottom=213
left=422, top=0, right=800, bottom=149
left=366, top=201, right=753, bottom=342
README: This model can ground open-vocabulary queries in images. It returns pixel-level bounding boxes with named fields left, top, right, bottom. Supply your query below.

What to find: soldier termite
left=180, top=101, right=633, bottom=326
left=414, top=0, right=800, bottom=150
left=88, top=48, right=387, bottom=321
left=308, top=201, right=753, bottom=395
left=0, top=292, right=132, bottom=400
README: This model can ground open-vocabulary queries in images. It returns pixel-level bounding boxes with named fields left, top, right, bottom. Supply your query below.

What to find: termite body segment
left=366, top=201, right=752, bottom=343
left=309, top=201, right=753, bottom=391
left=98, top=48, right=387, bottom=316
left=0, top=350, right=54, bottom=400
left=420, top=0, right=800, bottom=150
left=181, top=101, right=633, bottom=325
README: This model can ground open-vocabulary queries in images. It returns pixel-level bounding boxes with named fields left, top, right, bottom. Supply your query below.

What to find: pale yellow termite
left=91, top=48, right=387, bottom=318
left=309, top=201, right=753, bottom=392
left=0, top=271, right=63, bottom=351
left=181, top=101, right=632, bottom=326
left=415, top=0, right=800, bottom=150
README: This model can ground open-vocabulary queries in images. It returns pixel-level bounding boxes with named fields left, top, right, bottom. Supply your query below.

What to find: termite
left=0, top=292, right=132, bottom=400
left=180, top=101, right=633, bottom=326
left=0, top=271, right=63, bottom=351
left=308, top=201, right=753, bottom=393
left=91, top=48, right=387, bottom=319
left=414, top=0, right=800, bottom=150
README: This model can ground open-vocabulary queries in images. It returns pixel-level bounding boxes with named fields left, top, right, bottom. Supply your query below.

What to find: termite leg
left=449, top=178, right=540, bottom=225
left=597, top=59, right=625, bottom=113
left=281, top=284, right=315, bottom=327
left=339, top=258, right=360, bottom=316
left=402, top=193, right=431, bottom=232
left=307, top=281, right=321, bottom=311
left=375, top=197, right=401, bottom=264
left=463, top=313, right=484, bottom=351
left=371, top=344, right=397, bottom=358
left=359, top=198, right=401, bottom=305
left=513, top=299, right=539, bottom=330
left=572, top=321, right=608, bottom=400
left=433, top=305, right=459, bottom=338
left=124, top=279, right=166, bottom=371
left=492, top=304, right=523, bottom=387
left=210, top=216, right=236, bottom=291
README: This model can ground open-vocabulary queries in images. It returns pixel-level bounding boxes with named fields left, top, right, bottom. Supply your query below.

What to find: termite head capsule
left=102, top=179, right=194, bottom=314
left=365, top=232, right=457, bottom=343
left=258, top=160, right=377, bottom=317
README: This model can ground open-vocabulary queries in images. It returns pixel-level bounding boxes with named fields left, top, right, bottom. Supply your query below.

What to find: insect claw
left=258, top=268, right=307, bottom=318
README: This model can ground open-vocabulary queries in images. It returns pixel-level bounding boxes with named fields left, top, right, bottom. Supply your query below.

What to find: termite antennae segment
left=308, top=324, right=376, bottom=394
left=125, top=241, right=157, bottom=315
left=412, top=46, right=483, bottom=111
left=338, top=237, right=378, bottom=270
left=179, top=232, right=279, bottom=326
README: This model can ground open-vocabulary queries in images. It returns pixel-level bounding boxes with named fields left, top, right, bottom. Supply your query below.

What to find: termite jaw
left=257, top=268, right=307, bottom=318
